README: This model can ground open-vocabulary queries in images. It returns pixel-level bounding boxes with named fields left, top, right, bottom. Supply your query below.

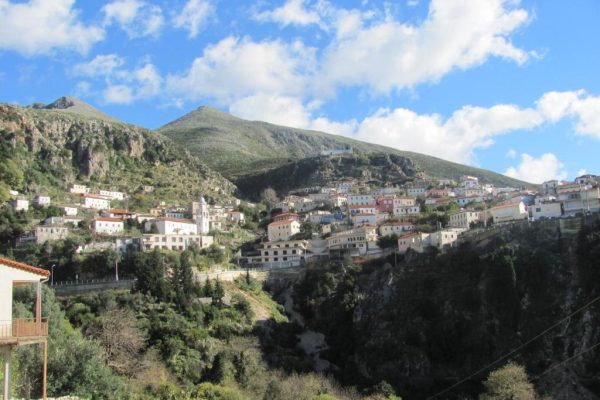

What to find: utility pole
left=115, top=256, right=119, bottom=282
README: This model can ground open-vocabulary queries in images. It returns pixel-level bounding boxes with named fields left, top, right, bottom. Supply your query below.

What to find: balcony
left=0, top=318, right=49, bottom=345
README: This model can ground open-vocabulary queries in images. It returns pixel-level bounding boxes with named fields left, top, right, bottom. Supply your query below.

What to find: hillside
left=158, top=106, right=530, bottom=190
left=0, top=98, right=236, bottom=206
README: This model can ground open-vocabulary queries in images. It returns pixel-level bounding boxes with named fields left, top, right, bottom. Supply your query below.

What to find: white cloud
left=102, top=0, right=164, bottom=38
left=407, top=0, right=419, bottom=7
left=229, top=94, right=311, bottom=127
left=72, top=54, right=125, bottom=77
left=173, top=0, right=214, bottom=38
left=0, top=0, right=104, bottom=56
left=506, top=149, right=517, bottom=159
left=102, top=84, right=135, bottom=104
left=537, top=90, right=600, bottom=139
left=504, top=153, right=568, bottom=184
left=318, top=0, right=532, bottom=94
left=254, top=0, right=321, bottom=27
left=166, top=36, right=316, bottom=104
left=577, top=169, right=588, bottom=177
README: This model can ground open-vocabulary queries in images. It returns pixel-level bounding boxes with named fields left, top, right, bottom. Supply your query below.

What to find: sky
left=1, top=0, right=600, bottom=183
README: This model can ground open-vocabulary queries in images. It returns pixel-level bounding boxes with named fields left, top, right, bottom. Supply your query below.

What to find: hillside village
left=5, top=170, right=600, bottom=276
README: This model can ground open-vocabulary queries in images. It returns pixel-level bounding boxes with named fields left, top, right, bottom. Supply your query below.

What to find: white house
left=35, top=196, right=51, bottom=207
left=398, top=232, right=429, bottom=254
left=141, top=234, right=213, bottom=251
left=490, top=202, right=528, bottom=224
left=99, top=190, right=126, bottom=200
left=531, top=201, right=562, bottom=220
left=460, top=176, right=479, bottom=188
left=337, top=181, right=353, bottom=193
left=267, top=219, right=301, bottom=241
left=12, top=199, right=29, bottom=211
left=69, top=184, right=89, bottom=194
left=393, top=205, right=421, bottom=216
left=448, top=210, right=482, bottom=229
left=63, top=206, right=78, bottom=216
left=351, top=213, right=377, bottom=227
left=145, top=217, right=198, bottom=235
left=0, top=257, right=50, bottom=399
left=407, top=187, right=427, bottom=197
left=83, top=194, right=111, bottom=210
left=246, top=239, right=310, bottom=268
left=226, top=210, right=245, bottom=224
left=327, top=226, right=379, bottom=256
left=347, top=194, right=375, bottom=206
left=92, top=217, right=124, bottom=235
left=348, top=204, right=377, bottom=215
left=379, top=221, right=415, bottom=236
left=393, top=197, right=417, bottom=207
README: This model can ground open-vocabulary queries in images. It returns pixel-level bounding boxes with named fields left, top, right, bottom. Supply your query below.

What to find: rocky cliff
left=0, top=99, right=235, bottom=204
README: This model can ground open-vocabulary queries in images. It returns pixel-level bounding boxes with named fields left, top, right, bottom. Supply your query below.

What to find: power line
left=426, top=295, right=600, bottom=399
left=532, top=341, right=600, bottom=382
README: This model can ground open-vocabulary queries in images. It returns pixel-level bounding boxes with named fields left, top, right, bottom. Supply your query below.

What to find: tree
left=479, top=363, right=537, bottom=400
left=213, top=279, right=225, bottom=305
left=377, top=234, right=399, bottom=249
left=261, top=187, right=279, bottom=208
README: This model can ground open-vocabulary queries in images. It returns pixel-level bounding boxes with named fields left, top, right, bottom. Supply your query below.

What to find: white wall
left=0, top=265, right=45, bottom=324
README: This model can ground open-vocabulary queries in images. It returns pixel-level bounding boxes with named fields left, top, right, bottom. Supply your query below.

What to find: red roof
left=274, top=212, right=299, bottom=219
left=269, top=219, right=299, bottom=227
left=109, top=208, right=133, bottom=214
left=0, top=257, right=50, bottom=277
left=492, top=202, right=522, bottom=210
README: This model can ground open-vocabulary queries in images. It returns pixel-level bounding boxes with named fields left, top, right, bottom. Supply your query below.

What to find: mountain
left=158, top=107, right=530, bottom=194
left=29, top=96, right=118, bottom=122
left=0, top=98, right=235, bottom=205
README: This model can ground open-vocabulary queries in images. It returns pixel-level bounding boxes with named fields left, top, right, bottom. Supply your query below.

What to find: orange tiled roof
left=0, top=257, right=50, bottom=277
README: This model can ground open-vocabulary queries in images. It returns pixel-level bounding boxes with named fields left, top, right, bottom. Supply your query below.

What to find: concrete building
left=531, top=201, right=563, bottom=220
left=92, top=217, right=124, bottom=235
left=246, top=239, right=310, bottom=268
left=226, top=210, right=245, bottom=224
left=448, top=210, right=483, bottom=229
left=82, top=194, right=111, bottom=210
left=379, top=221, right=415, bottom=236
left=196, top=196, right=211, bottom=234
left=141, top=234, right=213, bottom=251
left=35, top=195, right=51, bottom=207
left=393, top=205, right=421, bottom=217
left=352, top=213, right=377, bottom=227
left=69, top=184, right=89, bottom=194
left=63, top=206, right=78, bottom=216
left=490, top=202, right=528, bottom=224
left=12, top=199, right=29, bottom=211
left=145, top=217, right=198, bottom=235
left=407, top=187, right=427, bottom=197
left=35, top=225, right=69, bottom=244
left=98, top=190, right=126, bottom=200
left=267, top=219, right=301, bottom=242
left=347, top=194, right=375, bottom=206
left=327, top=226, right=378, bottom=257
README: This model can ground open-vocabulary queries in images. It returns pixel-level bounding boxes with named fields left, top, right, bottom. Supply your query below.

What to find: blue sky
left=1, top=0, right=600, bottom=183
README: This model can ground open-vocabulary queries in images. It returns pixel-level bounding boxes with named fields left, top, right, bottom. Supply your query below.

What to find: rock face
left=0, top=102, right=236, bottom=199
left=235, top=153, right=417, bottom=199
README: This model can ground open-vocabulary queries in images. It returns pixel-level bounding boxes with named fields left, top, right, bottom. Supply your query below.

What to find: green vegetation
left=0, top=100, right=235, bottom=208
left=158, top=106, right=530, bottom=189
left=480, top=363, right=537, bottom=400
left=288, top=219, right=600, bottom=398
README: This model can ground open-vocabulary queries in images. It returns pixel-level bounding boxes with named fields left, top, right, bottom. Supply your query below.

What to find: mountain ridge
left=158, top=106, right=532, bottom=189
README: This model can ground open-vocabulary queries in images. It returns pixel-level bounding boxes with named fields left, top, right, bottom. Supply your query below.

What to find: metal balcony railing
left=0, top=318, right=49, bottom=341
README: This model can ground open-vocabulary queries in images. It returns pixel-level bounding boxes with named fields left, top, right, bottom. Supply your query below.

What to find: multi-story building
left=407, top=187, right=427, bottom=197
left=12, top=199, right=29, bottom=211
left=379, top=221, right=415, bottom=236
left=351, top=213, right=377, bottom=227
left=145, top=217, right=198, bottom=235
left=141, top=234, right=213, bottom=251
left=393, top=205, right=421, bottom=216
left=530, top=201, right=563, bottom=220
left=35, top=195, right=51, bottom=207
left=246, top=239, right=311, bottom=268
left=63, top=206, right=78, bottom=216
left=69, top=184, right=89, bottom=194
left=35, top=225, right=69, bottom=243
left=393, top=197, right=416, bottom=207
left=267, top=219, right=301, bottom=241
left=448, top=210, right=483, bottom=229
left=92, top=217, right=124, bottom=235
left=82, top=194, right=111, bottom=210
left=99, top=190, right=126, bottom=200
left=347, top=194, right=375, bottom=206
left=327, top=226, right=378, bottom=257
left=490, top=202, right=528, bottom=224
